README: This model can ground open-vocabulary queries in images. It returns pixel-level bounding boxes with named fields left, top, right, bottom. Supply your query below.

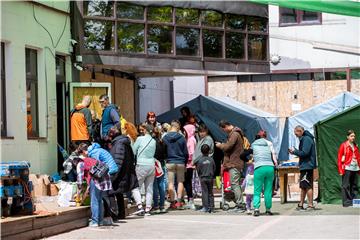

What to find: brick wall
left=208, top=76, right=357, bottom=118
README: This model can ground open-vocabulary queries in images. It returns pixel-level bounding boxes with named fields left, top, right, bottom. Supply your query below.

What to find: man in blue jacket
left=289, top=125, right=317, bottom=211
left=99, top=94, right=120, bottom=141
left=163, top=120, right=188, bottom=210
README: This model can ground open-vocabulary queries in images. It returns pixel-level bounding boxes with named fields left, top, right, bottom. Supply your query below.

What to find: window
left=279, top=7, right=321, bottom=26
left=117, top=23, right=144, bottom=53
left=117, top=2, right=144, bottom=19
left=248, top=35, right=267, bottom=60
left=147, top=25, right=173, bottom=54
left=84, top=20, right=114, bottom=50
left=176, top=8, right=199, bottom=25
left=201, top=10, right=223, bottom=27
left=203, top=30, right=223, bottom=58
left=226, top=14, right=246, bottom=30
left=226, top=32, right=245, bottom=59
left=176, top=28, right=200, bottom=56
left=26, top=48, right=39, bottom=138
left=56, top=55, right=66, bottom=83
left=1, top=42, right=6, bottom=136
left=82, top=2, right=268, bottom=61
left=351, top=69, right=360, bottom=80
left=83, top=0, right=114, bottom=17
left=147, top=6, right=172, bottom=23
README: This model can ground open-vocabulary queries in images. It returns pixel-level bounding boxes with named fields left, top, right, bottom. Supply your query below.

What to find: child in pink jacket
left=184, top=124, right=197, bottom=210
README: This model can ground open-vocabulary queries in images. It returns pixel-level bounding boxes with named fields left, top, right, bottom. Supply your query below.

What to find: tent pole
left=346, top=68, right=351, bottom=92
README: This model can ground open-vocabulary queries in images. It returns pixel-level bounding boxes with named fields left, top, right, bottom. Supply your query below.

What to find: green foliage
left=201, top=10, right=222, bottom=27
left=148, top=6, right=172, bottom=22
left=176, top=28, right=199, bottom=56
left=84, top=0, right=113, bottom=17
left=176, top=8, right=199, bottom=25
left=84, top=20, right=114, bottom=50
left=248, top=35, right=266, bottom=60
left=226, top=32, right=245, bottom=59
left=147, top=25, right=173, bottom=54
left=226, top=14, right=246, bottom=30
left=117, top=23, right=144, bottom=53
left=247, top=16, right=267, bottom=32
left=203, top=30, right=223, bottom=58
left=117, top=2, right=144, bottom=19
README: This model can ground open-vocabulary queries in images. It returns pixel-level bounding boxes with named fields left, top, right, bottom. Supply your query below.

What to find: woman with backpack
left=74, top=143, right=112, bottom=227
left=132, top=123, right=156, bottom=215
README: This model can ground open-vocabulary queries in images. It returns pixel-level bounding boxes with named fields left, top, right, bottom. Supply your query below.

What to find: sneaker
left=265, top=210, right=273, bottom=216
left=89, top=221, right=99, bottom=227
left=246, top=209, right=252, bottom=215
left=168, top=202, right=177, bottom=210
left=253, top=209, right=260, bottom=217
left=198, top=207, right=209, bottom=212
left=306, top=206, right=315, bottom=211
left=101, top=217, right=113, bottom=226
left=152, top=208, right=161, bottom=214
left=133, top=207, right=145, bottom=216
left=186, top=200, right=196, bottom=210
left=208, top=208, right=215, bottom=213
left=296, top=204, right=306, bottom=211
left=160, top=208, right=167, bottom=214
left=144, top=211, right=151, bottom=216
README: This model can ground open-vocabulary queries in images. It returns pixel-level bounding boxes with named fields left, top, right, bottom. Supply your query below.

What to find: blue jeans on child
left=90, top=179, right=103, bottom=225
left=153, top=172, right=166, bottom=209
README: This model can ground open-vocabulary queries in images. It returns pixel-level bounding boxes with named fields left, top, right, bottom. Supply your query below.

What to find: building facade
left=0, top=1, right=72, bottom=174
left=209, top=5, right=360, bottom=119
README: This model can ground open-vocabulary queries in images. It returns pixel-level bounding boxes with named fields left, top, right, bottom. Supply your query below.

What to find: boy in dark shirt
left=193, top=144, right=216, bottom=213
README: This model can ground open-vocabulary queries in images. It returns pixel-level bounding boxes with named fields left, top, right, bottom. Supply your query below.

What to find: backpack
left=89, top=160, right=109, bottom=179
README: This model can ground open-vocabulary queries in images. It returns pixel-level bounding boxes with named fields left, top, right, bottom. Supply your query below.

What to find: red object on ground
left=223, top=171, right=232, bottom=192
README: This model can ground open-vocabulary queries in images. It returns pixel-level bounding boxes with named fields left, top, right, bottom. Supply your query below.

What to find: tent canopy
left=251, top=0, right=360, bottom=17
left=315, top=104, right=360, bottom=204
left=157, top=95, right=282, bottom=154
left=279, top=92, right=360, bottom=160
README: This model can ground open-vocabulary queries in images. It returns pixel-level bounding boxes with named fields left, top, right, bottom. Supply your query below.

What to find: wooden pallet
left=1, top=206, right=90, bottom=240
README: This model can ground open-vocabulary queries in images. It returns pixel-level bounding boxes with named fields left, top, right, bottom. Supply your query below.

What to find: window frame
left=80, top=2, right=269, bottom=62
left=1, top=42, right=7, bottom=137
left=25, top=48, right=39, bottom=139
left=279, top=7, right=322, bottom=27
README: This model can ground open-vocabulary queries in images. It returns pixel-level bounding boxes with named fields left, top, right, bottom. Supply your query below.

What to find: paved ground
left=48, top=198, right=359, bottom=240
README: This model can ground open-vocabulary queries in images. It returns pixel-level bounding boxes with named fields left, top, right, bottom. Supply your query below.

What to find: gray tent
left=279, top=91, right=360, bottom=160
left=157, top=95, right=282, bottom=154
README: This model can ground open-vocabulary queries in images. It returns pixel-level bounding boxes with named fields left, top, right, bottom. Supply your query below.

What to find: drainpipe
left=346, top=67, right=351, bottom=92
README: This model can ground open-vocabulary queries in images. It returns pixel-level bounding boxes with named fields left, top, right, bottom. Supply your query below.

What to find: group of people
left=66, top=95, right=360, bottom=228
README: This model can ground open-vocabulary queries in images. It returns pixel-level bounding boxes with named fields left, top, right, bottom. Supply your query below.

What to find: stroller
left=220, top=170, right=236, bottom=211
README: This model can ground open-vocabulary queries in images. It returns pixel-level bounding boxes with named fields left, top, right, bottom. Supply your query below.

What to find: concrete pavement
left=48, top=200, right=360, bottom=239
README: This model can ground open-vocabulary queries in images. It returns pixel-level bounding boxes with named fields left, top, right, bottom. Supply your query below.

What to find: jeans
left=184, top=168, right=194, bottom=200
left=200, top=178, right=214, bottom=210
left=90, top=179, right=103, bottom=224
left=229, top=168, right=244, bottom=206
left=245, top=195, right=253, bottom=210
left=253, top=166, right=274, bottom=210
left=342, top=170, right=358, bottom=206
left=134, top=165, right=155, bottom=209
left=153, top=172, right=166, bottom=209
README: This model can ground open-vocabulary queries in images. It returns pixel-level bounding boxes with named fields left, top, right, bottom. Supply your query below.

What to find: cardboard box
left=49, top=183, right=59, bottom=196
left=29, top=174, right=51, bottom=197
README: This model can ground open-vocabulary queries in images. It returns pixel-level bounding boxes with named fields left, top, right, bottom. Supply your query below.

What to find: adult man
left=99, top=94, right=120, bottom=140
left=162, top=120, right=188, bottom=210
left=216, top=120, right=245, bottom=211
left=288, top=125, right=317, bottom=210
left=70, top=95, right=92, bottom=145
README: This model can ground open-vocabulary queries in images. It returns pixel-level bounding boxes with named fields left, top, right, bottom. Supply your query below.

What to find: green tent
left=251, top=0, right=360, bottom=17
left=315, top=104, right=360, bottom=204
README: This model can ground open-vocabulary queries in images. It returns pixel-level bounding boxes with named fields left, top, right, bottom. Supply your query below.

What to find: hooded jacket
left=218, top=127, right=244, bottom=172
left=87, top=143, right=119, bottom=175
left=163, top=131, right=188, bottom=164
left=337, top=141, right=360, bottom=175
left=70, top=104, right=92, bottom=141
left=184, top=124, right=197, bottom=168
left=109, top=135, right=139, bottom=194
left=293, top=130, right=317, bottom=171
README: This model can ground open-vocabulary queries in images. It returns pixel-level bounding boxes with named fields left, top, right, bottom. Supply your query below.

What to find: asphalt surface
left=47, top=198, right=360, bottom=240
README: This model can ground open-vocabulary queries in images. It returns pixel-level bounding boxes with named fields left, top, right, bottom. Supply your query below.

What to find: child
left=193, top=144, right=216, bottom=213
left=184, top=124, right=197, bottom=210
left=74, top=143, right=112, bottom=227
left=242, top=161, right=255, bottom=215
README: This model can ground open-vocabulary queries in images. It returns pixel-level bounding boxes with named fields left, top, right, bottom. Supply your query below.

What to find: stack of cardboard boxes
left=29, top=174, right=59, bottom=198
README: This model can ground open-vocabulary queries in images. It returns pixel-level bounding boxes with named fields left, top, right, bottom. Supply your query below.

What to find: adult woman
left=107, top=127, right=144, bottom=219
left=338, top=130, right=360, bottom=207
left=121, top=122, right=138, bottom=144
left=132, top=123, right=156, bottom=215
left=184, top=124, right=197, bottom=210
left=152, top=127, right=168, bottom=213
left=251, top=130, right=277, bottom=217
left=144, top=112, right=162, bottom=129
left=179, top=106, right=196, bottom=127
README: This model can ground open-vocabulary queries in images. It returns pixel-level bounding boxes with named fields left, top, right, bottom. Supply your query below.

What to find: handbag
left=90, top=160, right=109, bottom=179
left=155, top=159, right=164, bottom=178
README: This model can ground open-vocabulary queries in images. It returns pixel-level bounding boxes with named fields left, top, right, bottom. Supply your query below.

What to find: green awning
left=251, top=0, right=360, bottom=17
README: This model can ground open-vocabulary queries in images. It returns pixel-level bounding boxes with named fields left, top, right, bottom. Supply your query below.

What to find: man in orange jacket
left=70, top=96, right=92, bottom=145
